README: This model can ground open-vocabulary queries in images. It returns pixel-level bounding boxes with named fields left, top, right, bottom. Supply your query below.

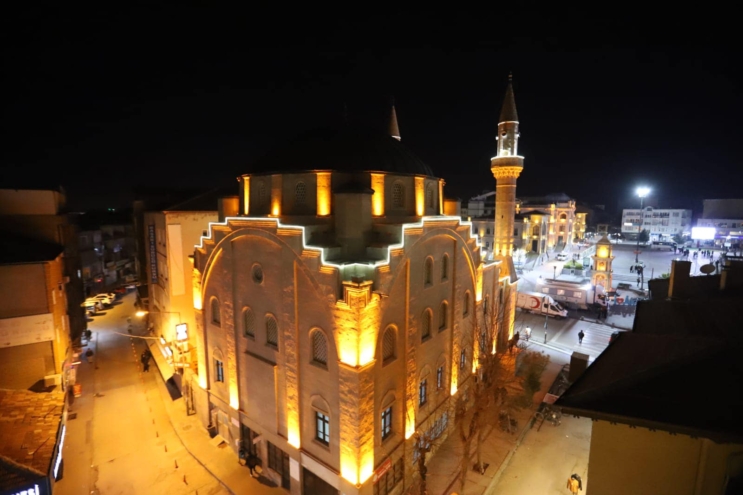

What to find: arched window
left=422, top=309, right=432, bottom=340
left=426, top=186, right=434, bottom=209
left=439, top=301, right=448, bottom=330
left=560, top=213, right=567, bottom=220
left=463, top=291, right=470, bottom=316
left=424, top=257, right=433, bottom=286
left=295, top=181, right=307, bottom=206
left=265, top=315, right=278, bottom=347
left=441, top=254, right=449, bottom=281
left=382, top=326, right=396, bottom=363
left=532, top=225, right=540, bottom=236
left=211, top=298, right=221, bottom=326
left=392, top=183, right=405, bottom=209
left=311, top=330, right=327, bottom=366
left=243, top=308, right=254, bottom=338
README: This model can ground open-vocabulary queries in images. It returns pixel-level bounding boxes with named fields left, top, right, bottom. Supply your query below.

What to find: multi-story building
left=78, top=228, right=104, bottom=296
left=0, top=236, right=71, bottom=390
left=0, top=188, right=85, bottom=343
left=141, top=190, right=222, bottom=405
left=191, top=88, right=522, bottom=495
left=621, top=207, right=692, bottom=240
left=696, top=199, right=743, bottom=247
left=464, top=192, right=585, bottom=255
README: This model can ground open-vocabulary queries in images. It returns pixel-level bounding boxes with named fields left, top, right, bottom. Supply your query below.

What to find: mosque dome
left=247, top=126, right=435, bottom=177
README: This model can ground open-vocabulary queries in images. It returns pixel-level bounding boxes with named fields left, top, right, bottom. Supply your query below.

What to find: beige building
left=142, top=191, right=222, bottom=413
left=0, top=236, right=71, bottom=390
left=192, top=97, right=520, bottom=494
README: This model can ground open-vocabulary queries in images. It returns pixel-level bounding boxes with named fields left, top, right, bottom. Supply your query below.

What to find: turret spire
left=499, top=73, right=519, bottom=123
left=388, top=98, right=401, bottom=141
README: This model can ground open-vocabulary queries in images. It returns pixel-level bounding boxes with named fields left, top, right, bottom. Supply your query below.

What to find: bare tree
left=455, top=283, right=549, bottom=492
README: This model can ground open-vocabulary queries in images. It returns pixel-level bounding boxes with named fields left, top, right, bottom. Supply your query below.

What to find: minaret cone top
left=389, top=103, right=401, bottom=141
left=499, top=76, right=519, bottom=123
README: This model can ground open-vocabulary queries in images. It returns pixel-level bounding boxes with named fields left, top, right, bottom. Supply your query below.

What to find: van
left=516, top=292, right=568, bottom=318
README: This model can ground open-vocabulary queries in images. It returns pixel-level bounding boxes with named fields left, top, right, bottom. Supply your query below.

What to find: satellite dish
left=700, top=264, right=715, bottom=275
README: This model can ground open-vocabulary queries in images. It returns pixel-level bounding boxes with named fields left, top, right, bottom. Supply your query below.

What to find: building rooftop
left=556, top=333, right=743, bottom=443
left=246, top=126, right=435, bottom=177
left=0, top=389, right=64, bottom=491
left=164, top=187, right=233, bottom=212
left=0, top=236, right=63, bottom=264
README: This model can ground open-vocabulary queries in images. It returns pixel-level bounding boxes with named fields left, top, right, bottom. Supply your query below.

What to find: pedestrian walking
left=578, top=330, right=585, bottom=344
left=141, top=349, right=151, bottom=372
left=524, top=326, right=531, bottom=341
left=567, top=475, right=580, bottom=494
left=85, top=348, right=94, bottom=364
left=571, top=473, right=583, bottom=491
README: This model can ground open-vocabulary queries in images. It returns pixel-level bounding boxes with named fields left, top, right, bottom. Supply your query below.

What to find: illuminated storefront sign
left=175, top=323, right=188, bottom=341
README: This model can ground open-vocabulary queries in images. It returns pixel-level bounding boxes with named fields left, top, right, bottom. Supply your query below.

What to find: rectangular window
left=573, top=291, right=582, bottom=298
left=316, top=412, right=330, bottom=445
left=267, top=442, right=290, bottom=489
left=419, top=379, right=427, bottom=406
left=437, top=366, right=444, bottom=389
left=215, top=359, right=224, bottom=382
left=373, top=458, right=404, bottom=495
left=381, top=407, right=392, bottom=440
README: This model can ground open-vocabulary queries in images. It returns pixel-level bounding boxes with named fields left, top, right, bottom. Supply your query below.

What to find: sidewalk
left=137, top=330, right=284, bottom=494
left=424, top=347, right=569, bottom=495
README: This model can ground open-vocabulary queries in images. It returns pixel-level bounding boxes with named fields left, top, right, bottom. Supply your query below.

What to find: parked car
left=92, top=294, right=113, bottom=306
left=82, top=298, right=102, bottom=312
left=556, top=253, right=569, bottom=261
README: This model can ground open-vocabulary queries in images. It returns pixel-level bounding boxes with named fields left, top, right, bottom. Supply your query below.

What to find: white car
left=556, top=253, right=569, bottom=261
left=92, top=294, right=113, bottom=306
left=82, top=298, right=103, bottom=312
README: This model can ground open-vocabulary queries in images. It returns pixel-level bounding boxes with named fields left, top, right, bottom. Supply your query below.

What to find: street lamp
left=635, top=187, right=651, bottom=263
left=553, top=265, right=557, bottom=281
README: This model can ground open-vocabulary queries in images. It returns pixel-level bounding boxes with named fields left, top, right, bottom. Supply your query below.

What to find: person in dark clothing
left=578, top=330, right=585, bottom=344
left=246, top=453, right=258, bottom=477
left=141, top=350, right=151, bottom=372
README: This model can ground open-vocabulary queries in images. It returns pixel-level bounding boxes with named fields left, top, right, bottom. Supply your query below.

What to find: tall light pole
left=635, top=187, right=651, bottom=263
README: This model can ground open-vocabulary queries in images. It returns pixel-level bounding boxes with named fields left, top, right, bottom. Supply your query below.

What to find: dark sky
left=3, top=7, right=741, bottom=214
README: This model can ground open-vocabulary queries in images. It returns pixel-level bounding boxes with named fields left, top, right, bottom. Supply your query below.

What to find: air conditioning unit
left=44, top=374, right=62, bottom=387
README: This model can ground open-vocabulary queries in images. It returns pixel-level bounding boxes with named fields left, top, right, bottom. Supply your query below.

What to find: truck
left=534, top=279, right=607, bottom=310
left=516, top=292, right=568, bottom=318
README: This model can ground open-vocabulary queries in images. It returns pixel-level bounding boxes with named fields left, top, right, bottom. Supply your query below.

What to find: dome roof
left=247, top=127, right=435, bottom=177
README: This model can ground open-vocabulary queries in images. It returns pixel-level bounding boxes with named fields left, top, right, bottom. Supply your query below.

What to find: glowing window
left=243, top=308, right=254, bottom=338
left=312, top=330, right=327, bottom=365
left=315, top=412, right=330, bottom=445
left=266, top=315, right=278, bottom=348
left=392, top=183, right=405, bottom=209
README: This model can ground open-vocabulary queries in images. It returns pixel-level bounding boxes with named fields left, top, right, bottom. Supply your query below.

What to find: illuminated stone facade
left=193, top=120, right=517, bottom=494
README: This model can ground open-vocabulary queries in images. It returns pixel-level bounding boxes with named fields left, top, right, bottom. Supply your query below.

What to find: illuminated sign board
left=175, top=323, right=188, bottom=341
left=53, top=424, right=66, bottom=480
left=10, top=484, right=42, bottom=495
left=691, top=227, right=716, bottom=240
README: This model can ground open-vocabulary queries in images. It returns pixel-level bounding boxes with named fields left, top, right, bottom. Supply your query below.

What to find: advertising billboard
left=691, top=227, right=716, bottom=240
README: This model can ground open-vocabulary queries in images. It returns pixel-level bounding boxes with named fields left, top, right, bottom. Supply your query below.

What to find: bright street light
left=635, top=186, right=651, bottom=263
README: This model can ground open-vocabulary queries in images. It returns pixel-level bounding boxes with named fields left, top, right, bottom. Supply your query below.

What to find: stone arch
left=309, top=327, right=330, bottom=366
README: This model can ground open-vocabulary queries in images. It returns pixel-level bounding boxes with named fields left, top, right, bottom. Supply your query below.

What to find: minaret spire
left=388, top=98, right=401, bottom=141
left=499, top=72, right=519, bottom=123
left=490, top=74, right=524, bottom=258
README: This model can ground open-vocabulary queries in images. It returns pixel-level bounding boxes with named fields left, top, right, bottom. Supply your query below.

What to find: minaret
left=491, top=74, right=523, bottom=257
left=389, top=100, right=401, bottom=141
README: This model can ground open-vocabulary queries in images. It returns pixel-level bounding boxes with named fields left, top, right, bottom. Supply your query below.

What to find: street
left=57, top=292, right=231, bottom=495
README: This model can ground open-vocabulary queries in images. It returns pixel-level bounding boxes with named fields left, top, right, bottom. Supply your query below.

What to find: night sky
left=3, top=7, right=741, bottom=214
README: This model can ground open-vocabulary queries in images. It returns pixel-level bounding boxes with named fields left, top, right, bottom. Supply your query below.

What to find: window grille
left=295, top=181, right=307, bottom=206
left=312, top=331, right=327, bottom=365
left=422, top=310, right=431, bottom=339
left=243, top=308, right=254, bottom=337
left=382, top=327, right=395, bottom=362
left=215, top=359, right=224, bottom=382
left=439, top=301, right=448, bottom=330
left=266, top=315, right=278, bottom=347
left=381, top=407, right=392, bottom=439
left=419, top=379, right=428, bottom=406
left=392, top=183, right=405, bottom=208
